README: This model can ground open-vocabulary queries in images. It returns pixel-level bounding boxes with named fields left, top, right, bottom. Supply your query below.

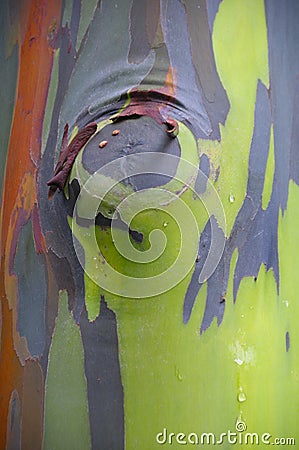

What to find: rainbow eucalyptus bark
left=1, top=1, right=299, bottom=450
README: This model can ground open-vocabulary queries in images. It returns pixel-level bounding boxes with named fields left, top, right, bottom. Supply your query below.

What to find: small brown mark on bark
left=47, top=20, right=58, bottom=48
left=99, top=140, right=108, bottom=148
left=29, top=36, right=36, bottom=47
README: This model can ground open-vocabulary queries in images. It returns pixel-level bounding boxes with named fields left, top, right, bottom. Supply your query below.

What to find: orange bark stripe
left=0, top=1, right=62, bottom=448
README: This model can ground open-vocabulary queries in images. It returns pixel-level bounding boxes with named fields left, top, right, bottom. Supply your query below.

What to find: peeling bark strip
left=165, top=118, right=179, bottom=137
left=111, top=88, right=179, bottom=137
left=47, top=122, right=97, bottom=197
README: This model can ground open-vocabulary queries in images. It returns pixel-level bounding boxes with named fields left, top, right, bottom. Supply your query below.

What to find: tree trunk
left=1, top=1, right=298, bottom=449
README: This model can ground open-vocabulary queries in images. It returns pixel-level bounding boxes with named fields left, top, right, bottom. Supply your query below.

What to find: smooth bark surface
left=1, top=1, right=298, bottom=449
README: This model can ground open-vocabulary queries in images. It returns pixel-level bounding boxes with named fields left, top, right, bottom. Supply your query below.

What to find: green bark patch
left=206, top=0, right=269, bottom=234
left=43, top=291, right=91, bottom=450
